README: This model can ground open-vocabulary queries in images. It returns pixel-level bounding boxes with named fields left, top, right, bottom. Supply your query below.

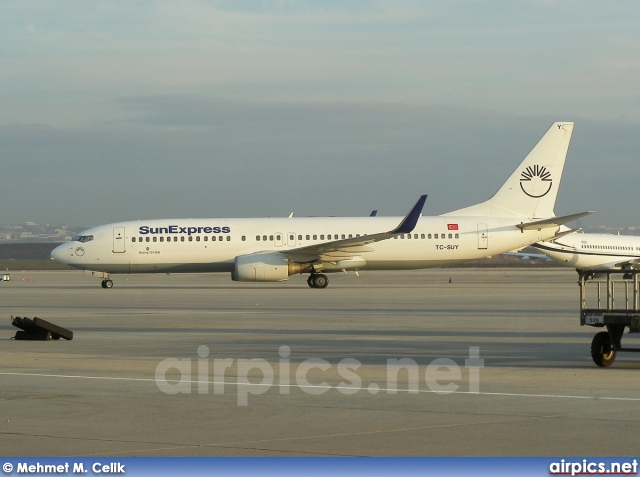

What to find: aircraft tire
left=591, top=331, right=616, bottom=367
left=307, top=276, right=315, bottom=288
left=313, top=274, right=329, bottom=289
left=103, top=279, right=113, bottom=289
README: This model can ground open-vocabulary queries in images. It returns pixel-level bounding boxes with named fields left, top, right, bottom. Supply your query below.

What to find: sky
left=2, top=1, right=640, bottom=228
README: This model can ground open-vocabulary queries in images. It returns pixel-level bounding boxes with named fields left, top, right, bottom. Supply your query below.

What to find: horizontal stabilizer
left=516, top=211, right=593, bottom=231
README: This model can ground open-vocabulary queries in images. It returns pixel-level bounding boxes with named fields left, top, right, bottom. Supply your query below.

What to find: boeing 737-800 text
left=51, top=122, right=590, bottom=288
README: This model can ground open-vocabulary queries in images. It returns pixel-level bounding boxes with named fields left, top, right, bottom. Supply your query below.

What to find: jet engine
left=232, top=252, right=307, bottom=282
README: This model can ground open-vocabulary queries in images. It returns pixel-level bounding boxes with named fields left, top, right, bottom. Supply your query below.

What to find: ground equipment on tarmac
left=579, top=269, right=640, bottom=367
left=10, top=316, right=73, bottom=341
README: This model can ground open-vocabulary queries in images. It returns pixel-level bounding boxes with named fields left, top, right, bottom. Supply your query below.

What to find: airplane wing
left=532, top=228, right=581, bottom=243
left=503, top=251, right=552, bottom=262
left=547, top=228, right=581, bottom=241
left=615, top=258, right=640, bottom=269
left=516, top=211, right=594, bottom=231
left=282, top=195, right=427, bottom=263
left=525, top=229, right=580, bottom=255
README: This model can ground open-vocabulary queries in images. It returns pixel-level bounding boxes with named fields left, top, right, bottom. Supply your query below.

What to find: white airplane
left=529, top=231, right=640, bottom=272
left=51, top=122, right=590, bottom=289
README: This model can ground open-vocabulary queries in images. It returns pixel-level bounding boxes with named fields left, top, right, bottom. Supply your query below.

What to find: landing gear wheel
left=101, top=279, right=114, bottom=289
left=312, top=274, right=328, bottom=289
left=591, top=331, right=616, bottom=367
left=307, top=276, right=315, bottom=288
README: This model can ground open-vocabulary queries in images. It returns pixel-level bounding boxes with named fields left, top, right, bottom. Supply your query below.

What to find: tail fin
left=443, top=122, right=574, bottom=219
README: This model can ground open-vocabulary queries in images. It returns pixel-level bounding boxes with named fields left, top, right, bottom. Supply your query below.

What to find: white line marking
left=2, top=371, right=640, bottom=402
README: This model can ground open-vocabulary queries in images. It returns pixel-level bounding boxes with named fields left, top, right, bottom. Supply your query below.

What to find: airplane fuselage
left=532, top=233, right=640, bottom=270
left=53, top=216, right=561, bottom=275
left=50, top=122, right=587, bottom=288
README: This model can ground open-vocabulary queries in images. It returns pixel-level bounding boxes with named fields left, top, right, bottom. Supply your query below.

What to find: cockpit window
left=72, top=235, right=94, bottom=243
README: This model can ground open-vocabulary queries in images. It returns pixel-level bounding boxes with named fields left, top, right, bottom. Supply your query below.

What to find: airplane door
left=113, top=226, right=126, bottom=253
left=287, top=232, right=296, bottom=247
left=477, top=223, right=488, bottom=250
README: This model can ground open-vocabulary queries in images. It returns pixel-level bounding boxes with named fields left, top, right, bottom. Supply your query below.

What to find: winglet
left=369, top=210, right=378, bottom=217
left=388, top=195, right=427, bottom=234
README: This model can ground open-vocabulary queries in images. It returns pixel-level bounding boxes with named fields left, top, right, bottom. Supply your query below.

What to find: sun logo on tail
left=520, top=165, right=552, bottom=198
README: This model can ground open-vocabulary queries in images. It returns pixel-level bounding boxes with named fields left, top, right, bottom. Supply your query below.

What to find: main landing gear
left=101, top=279, right=113, bottom=289
left=307, top=273, right=329, bottom=289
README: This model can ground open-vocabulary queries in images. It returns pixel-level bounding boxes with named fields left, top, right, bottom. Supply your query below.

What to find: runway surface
left=1, top=269, right=639, bottom=456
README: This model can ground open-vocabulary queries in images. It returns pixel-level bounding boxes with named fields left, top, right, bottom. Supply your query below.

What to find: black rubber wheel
left=307, top=276, right=315, bottom=288
left=104, top=279, right=113, bottom=289
left=313, top=274, right=329, bottom=289
left=101, top=280, right=107, bottom=288
left=591, top=331, right=616, bottom=367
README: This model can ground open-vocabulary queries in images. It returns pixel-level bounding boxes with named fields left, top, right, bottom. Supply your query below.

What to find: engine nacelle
left=232, top=252, right=307, bottom=282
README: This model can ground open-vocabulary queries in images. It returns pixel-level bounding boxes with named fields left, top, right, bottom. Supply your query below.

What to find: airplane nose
left=51, top=243, right=72, bottom=263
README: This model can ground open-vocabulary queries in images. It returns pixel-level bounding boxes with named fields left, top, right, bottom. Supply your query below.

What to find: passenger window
left=313, top=235, right=317, bottom=240
left=146, top=237, right=150, bottom=242
left=270, top=235, right=274, bottom=241
left=256, top=236, right=260, bottom=241
left=181, top=236, right=185, bottom=242
left=428, top=234, right=432, bottom=239
left=455, top=233, right=459, bottom=239
left=153, top=237, right=157, bottom=242
left=414, top=234, right=418, bottom=239
left=160, top=237, right=164, bottom=242
left=341, top=234, right=345, bottom=239
left=448, top=233, right=452, bottom=239
left=349, top=234, right=353, bottom=238
left=242, top=236, right=246, bottom=241
left=421, top=234, right=425, bottom=239
left=132, top=237, right=136, bottom=242
left=226, top=236, right=230, bottom=241
left=263, top=235, right=268, bottom=241
left=306, top=235, right=310, bottom=240
left=204, top=236, right=208, bottom=241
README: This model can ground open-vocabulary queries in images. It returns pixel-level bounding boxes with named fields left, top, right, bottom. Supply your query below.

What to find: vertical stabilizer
left=443, top=122, right=573, bottom=219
